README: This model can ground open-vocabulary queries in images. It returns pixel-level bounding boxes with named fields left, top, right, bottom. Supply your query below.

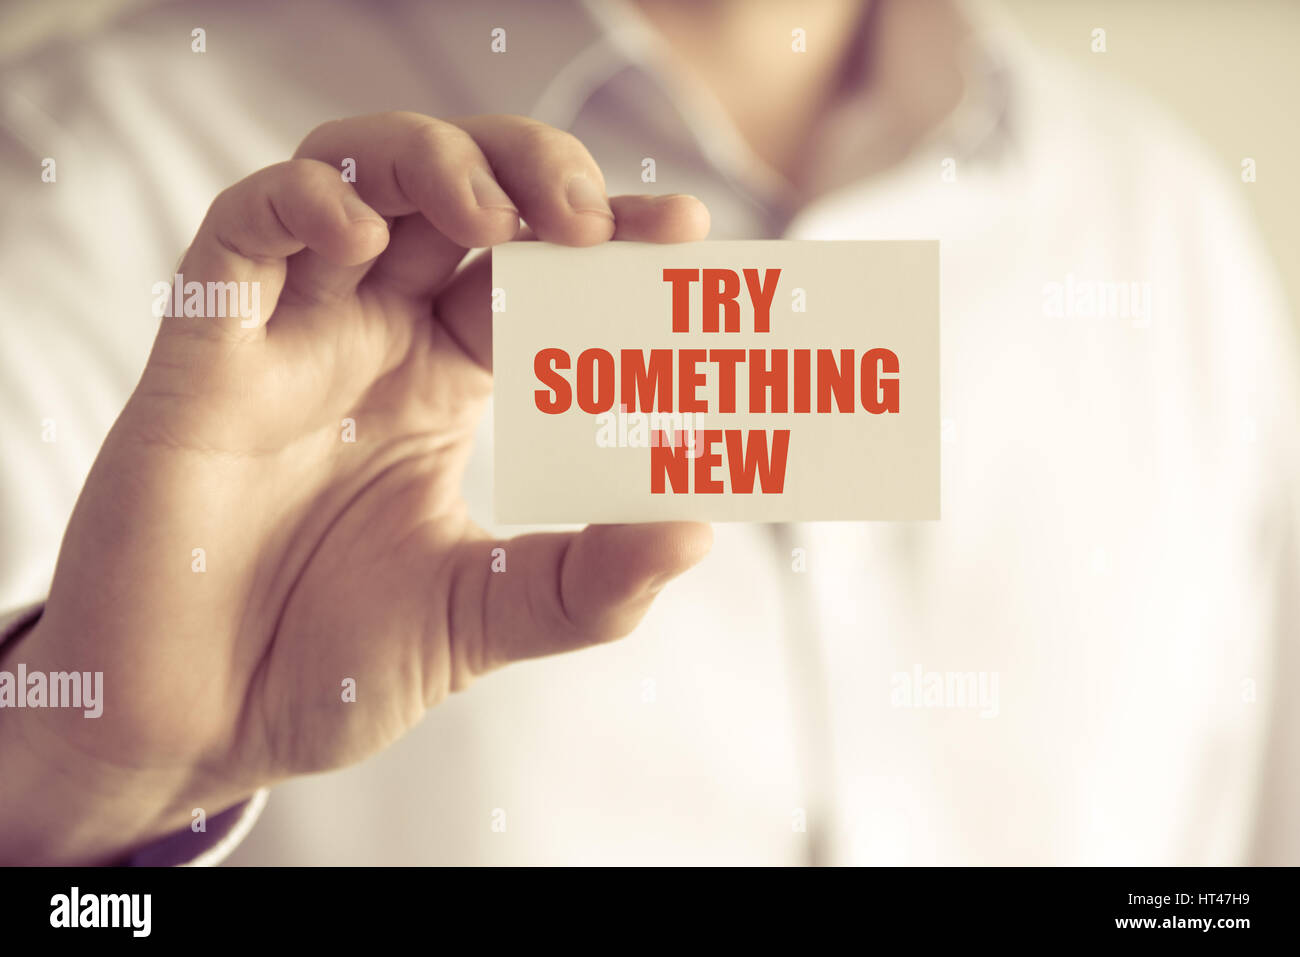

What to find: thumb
left=444, top=522, right=713, bottom=682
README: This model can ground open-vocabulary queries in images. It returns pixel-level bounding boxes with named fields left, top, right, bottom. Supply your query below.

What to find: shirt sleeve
left=0, top=603, right=269, bottom=866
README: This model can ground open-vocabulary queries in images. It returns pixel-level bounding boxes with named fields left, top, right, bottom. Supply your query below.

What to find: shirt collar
left=524, top=0, right=1022, bottom=211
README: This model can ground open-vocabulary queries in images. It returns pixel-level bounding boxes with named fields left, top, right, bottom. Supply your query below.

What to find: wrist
left=0, top=621, right=232, bottom=864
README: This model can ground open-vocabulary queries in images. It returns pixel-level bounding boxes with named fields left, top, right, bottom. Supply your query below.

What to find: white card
left=492, top=240, right=939, bottom=523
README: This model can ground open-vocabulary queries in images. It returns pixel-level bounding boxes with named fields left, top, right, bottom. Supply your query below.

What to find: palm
left=40, top=264, right=482, bottom=782
left=230, top=278, right=495, bottom=776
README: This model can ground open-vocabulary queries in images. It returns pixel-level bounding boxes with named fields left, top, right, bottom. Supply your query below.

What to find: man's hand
left=0, top=112, right=712, bottom=864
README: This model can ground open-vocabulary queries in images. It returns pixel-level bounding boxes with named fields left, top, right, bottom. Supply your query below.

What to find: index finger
left=295, top=111, right=519, bottom=250
left=295, top=111, right=619, bottom=249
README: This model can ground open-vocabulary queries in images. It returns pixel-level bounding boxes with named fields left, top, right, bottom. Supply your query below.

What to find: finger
left=609, top=194, right=711, bottom=241
left=441, top=522, right=714, bottom=688
left=433, top=194, right=712, bottom=369
left=283, top=244, right=383, bottom=306
left=294, top=112, right=520, bottom=252
left=361, top=211, right=470, bottom=302
left=163, top=159, right=389, bottom=346
left=452, top=114, right=617, bottom=247
left=431, top=252, right=493, bottom=367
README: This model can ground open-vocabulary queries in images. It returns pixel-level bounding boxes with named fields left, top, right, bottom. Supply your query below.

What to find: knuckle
left=208, top=181, right=241, bottom=221
left=295, top=117, right=344, bottom=157
left=207, top=181, right=259, bottom=246
left=405, top=119, right=474, bottom=165
left=276, top=157, right=335, bottom=190
left=515, top=119, right=585, bottom=161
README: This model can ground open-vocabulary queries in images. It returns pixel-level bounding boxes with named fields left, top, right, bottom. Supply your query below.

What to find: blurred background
left=1000, top=0, right=1300, bottom=323
left=4, top=0, right=1297, bottom=324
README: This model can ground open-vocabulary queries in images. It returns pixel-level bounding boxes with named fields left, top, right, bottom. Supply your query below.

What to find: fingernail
left=566, top=174, right=615, bottom=220
left=342, top=191, right=385, bottom=224
left=470, top=167, right=517, bottom=211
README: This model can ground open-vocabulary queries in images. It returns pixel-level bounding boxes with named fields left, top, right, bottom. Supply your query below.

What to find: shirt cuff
left=0, top=601, right=43, bottom=647
left=1, top=601, right=269, bottom=866
left=126, top=789, right=269, bottom=867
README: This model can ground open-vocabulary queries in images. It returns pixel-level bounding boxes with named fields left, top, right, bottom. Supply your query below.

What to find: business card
left=491, top=240, right=938, bottom=523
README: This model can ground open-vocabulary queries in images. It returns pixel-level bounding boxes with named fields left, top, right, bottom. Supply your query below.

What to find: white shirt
left=2, top=0, right=1297, bottom=864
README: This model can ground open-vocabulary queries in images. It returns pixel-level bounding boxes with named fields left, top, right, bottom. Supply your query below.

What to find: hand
left=0, top=112, right=712, bottom=864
